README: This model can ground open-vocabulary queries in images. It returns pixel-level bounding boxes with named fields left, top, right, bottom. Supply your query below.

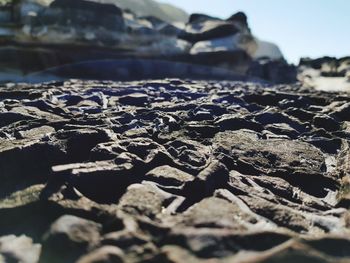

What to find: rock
left=102, top=230, right=150, bottom=249
left=43, top=0, right=125, bottom=31
left=212, top=129, right=337, bottom=197
left=194, top=161, right=229, bottom=192
left=240, top=195, right=312, bottom=233
left=118, top=93, right=149, bottom=107
left=252, top=40, right=284, bottom=60
left=173, top=196, right=257, bottom=230
left=188, top=13, right=220, bottom=24
left=313, top=114, right=340, bottom=132
left=180, top=20, right=240, bottom=43
left=53, top=128, right=111, bottom=162
left=328, top=102, right=350, bottom=120
left=137, top=38, right=191, bottom=55
left=8, top=106, right=65, bottom=122
left=40, top=215, right=102, bottom=263
left=215, top=115, right=262, bottom=132
left=0, top=112, right=34, bottom=128
left=0, top=235, right=41, bottom=263
left=50, top=160, right=142, bottom=203
left=189, top=35, right=245, bottom=55
left=227, top=12, right=248, bottom=27
left=303, top=236, right=350, bottom=258
left=0, top=139, right=66, bottom=197
left=16, top=125, right=55, bottom=140
left=76, top=246, right=125, bottom=263
left=0, top=0, right=289, bottom=83
left=248, top=58, right=297, bottom=84
left=118, top=183, right=173, bottom=219
left=157, top=245, right=208, bottom=263
left=145, top=165, right=194, bottom=186
left=164, top=228, right=291, bottom=258
left=244, top=240, right=347, bottom=263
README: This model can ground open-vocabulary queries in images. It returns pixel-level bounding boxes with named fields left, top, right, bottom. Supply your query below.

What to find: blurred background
left=161, top=0, right=350, bottom=64
left=0, top=0, right=349, bottom=88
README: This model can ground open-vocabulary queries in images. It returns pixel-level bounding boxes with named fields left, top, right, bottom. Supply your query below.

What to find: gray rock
left=0, top=235, right=41, bottom=263
left=145, top=165, right=194, bottom=186
left=41, top=215, right=102, bottom=263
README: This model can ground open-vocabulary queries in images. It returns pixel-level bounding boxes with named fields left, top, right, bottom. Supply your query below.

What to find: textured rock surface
left=0, top=78, right=350, bottom=262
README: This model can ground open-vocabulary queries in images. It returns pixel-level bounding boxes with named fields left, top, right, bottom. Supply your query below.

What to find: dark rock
left=179, top=20, right=240, bottom=43
left=118, top=93, right=149, bottom=107
left=53, top=128, right=111, bottom=162
left=188, top=13, right=221, bottom=24
left=0, top=112, right=34, bottom=128
left=215, top=115, right=262, bottom=132
left=51, top=0, right=122, bottom=16
left=254, top=109, right=307, bottom=132
left=227, top=12, right=248, bottom=27
left=46, top=0, right=125, bottom=31
left=306, top=137, right=342, bottom=154
left=313, top=114, right=340, bottom=132
left=329, top=102, right=350, bottom=121
left=0, top=139, right=66, bottom=198
left=102, top=230, right=150, bottom=249
left=248, top=59, right=297, bottom=84
left=303, top=237, right=350, bottom=258
left=178, top=161, right=229, bottom=210
left=50, top=160, right=142, bottom=203
left=265, top=123, right=300, bottom=138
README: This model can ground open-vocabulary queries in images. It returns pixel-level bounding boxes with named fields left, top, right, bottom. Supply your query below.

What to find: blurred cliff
left=0, top=0, right=296, bottom=83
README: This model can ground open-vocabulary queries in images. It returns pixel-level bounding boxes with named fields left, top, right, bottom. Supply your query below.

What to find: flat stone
left=17, top=126, right=55, bottom=139
left=145, top=165, right=194, bottom=186
left=118, top=183, right=172, bottom=219
left=173, top=196, right=256, bottom=230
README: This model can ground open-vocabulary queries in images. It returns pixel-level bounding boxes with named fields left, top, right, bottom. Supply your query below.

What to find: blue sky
left=160, top=0, right=350, bottom=64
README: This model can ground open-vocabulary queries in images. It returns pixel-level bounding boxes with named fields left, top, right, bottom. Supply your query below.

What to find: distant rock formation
left=298, top=56, right=350, bottom=91
left=0, top=0, right=294, bottom=83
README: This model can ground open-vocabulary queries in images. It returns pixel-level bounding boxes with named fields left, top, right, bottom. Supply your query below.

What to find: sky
left=160, top=0, right=350, bottom=64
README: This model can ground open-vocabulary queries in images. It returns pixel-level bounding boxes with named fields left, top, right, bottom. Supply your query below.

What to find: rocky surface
left=1, top=78, right=350, bottom=262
